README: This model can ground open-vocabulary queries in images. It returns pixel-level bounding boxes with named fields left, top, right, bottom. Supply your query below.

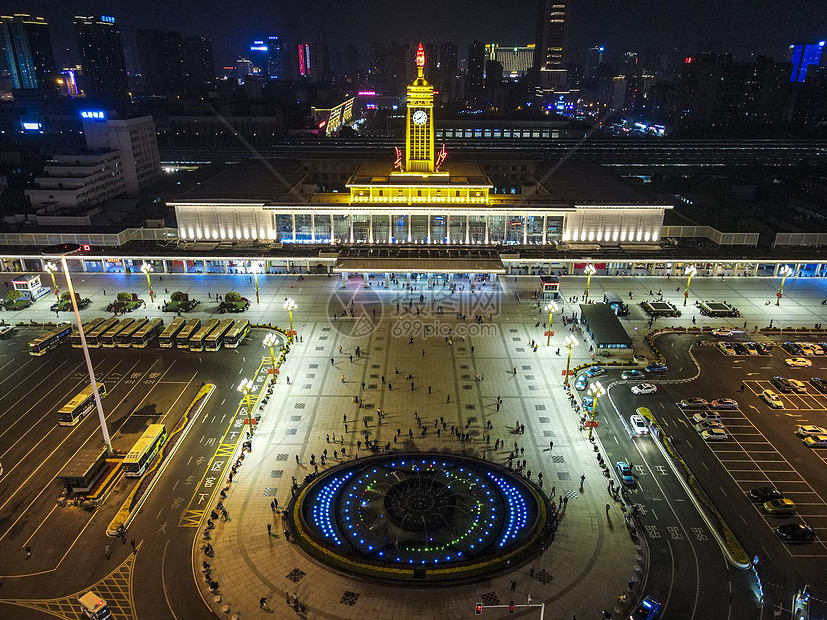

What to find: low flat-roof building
left=579, top=303, right=633, bottom=349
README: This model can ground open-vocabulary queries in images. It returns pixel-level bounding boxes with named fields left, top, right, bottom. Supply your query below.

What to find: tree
left=224, top=291, right=242, bottom=302
left=60, top=291, right=82, bottom=302
left=170, top=291, right=185, bottom=302
left=5, top=290, right=22, bottom=302
left=116, top=292, right=133, bottom=302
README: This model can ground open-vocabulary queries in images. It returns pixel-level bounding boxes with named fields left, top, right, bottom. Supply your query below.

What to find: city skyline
left=16, top=0, right=827, bottom=72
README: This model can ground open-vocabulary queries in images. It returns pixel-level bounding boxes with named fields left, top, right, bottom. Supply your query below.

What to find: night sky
left=18, top=0, right=827, bottom=70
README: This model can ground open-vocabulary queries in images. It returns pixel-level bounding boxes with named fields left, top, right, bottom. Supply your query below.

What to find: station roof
left=532, top=163, right=668, bottom=206
left=346, top=160, right=492, bottom=188
left=579, top=302, right=633, bottom=347
left=333, top=246, right=505, bottom=273
left=173, top=159, right=307, bottom=202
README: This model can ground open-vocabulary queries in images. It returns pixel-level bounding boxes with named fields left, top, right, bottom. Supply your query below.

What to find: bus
left=85, top=318, right=119, bottom=348
left=159, top=317, right=185, bottom=348
left=28, top=323, right=72, bottom=356
left=132, top=317, right=164, bottom=348
left=70, top=318, right=105, bottom=348
left=115, top=318, right=147, bottom=347
left=101, top=318, right=134, bottom=348
left=204, top=319, right=235, bottom=351
left=176, top=318, right=202, bottom=349
left=224, top=319, right=251, bottom=349
left=122, top=424, right=167, bottom=477
left=58, top=382, right=106, bottom=426
left=188, top=319, right=219, bottom=352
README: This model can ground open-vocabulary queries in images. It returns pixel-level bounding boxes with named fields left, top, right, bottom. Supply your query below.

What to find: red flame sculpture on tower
left=416, top=43, right=425, bottom=69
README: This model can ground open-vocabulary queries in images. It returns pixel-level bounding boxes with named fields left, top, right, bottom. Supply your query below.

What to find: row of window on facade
left=436, top=129, right=560, bottom=139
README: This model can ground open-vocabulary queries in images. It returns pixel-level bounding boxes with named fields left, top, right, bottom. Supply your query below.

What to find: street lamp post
left=563, top=334, right=578, bottom=388
left=584, top=264, right=597, bottom=303
left=545, top=301, right=558, bottom=346
left=776, top=265, right=793, bottom=306
left=263, top=333, right=279, bottom=380
left=284, top=298, right=297, bottom=343
left=587, top=381, right=606, bottom=441
left=238, top=378, right=255, bottom=439
left=249, top=261, right=263, bottom=304
left=44, top=261, right=61, bottom=301
left=683, top=265, right=697, bottom=307
left=42, top=244, right=112, bottom=455
left=141, top=262, right=155, bottom=303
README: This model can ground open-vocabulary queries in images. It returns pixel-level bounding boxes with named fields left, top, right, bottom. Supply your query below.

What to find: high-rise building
left=485, top=44, right=535, bottom=79
left=586, top=46, right=604, bottom=77
left=74, top=15, right=129, bottom=109
left=136, top=30, right=183, bottom=95
left=467, top=40, right=485, bottom=91
left=533, top=0, right=569, bottom=88
left=0, top=13, right=56, bottom=90
left=484, top=59, right=503, bottom=89
left=249, top=36, right=283, bottom=79
left=787, top=41, right=825, bottom=82
left=439, top=42, right=458, bottom=100
left=181, top=36, right=214, bottom=91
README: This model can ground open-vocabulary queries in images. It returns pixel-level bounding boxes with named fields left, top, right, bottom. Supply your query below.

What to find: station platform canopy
left=579, top=302, right=633, bottom=349
left=333, top=247, right=505, bottom=274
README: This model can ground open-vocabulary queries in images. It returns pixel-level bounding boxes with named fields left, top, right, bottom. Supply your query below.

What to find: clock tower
left=405, top=43, right=435, bottom=173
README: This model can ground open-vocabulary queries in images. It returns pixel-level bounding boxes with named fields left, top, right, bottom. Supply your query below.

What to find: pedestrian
left=326, top=434, right=330, bottom=443
left=296, top=455, right=300, bottom=464
left=341, top=374, right=345, bottom=383
left=26, top=544, right=31, bottom=559
left=447, top=394, right=450, bottom=403
left=103, top=289, right=106, bottom=296
left=130, top=538, right=136, bottom=551
left=260, top=597, right=267, bottom=609
left=529, top=567, right=535, bottom=578
left=549, top=440, right=554, bottom=451
left=267, top=523, right=272, bottom=535
left=513, top=366, right=517, bottom=374
left=105, top=544, right=111, bottom=559
left=580, top=474, right=585, bottom=486
left=344, top=423, right=348, bottom=432
left=510, top=579, right=517, bottom=591
left=284, top=529, right=290, bottom=541
left=331, top=358, right=334, bottom=365
left=428, top=385, right=432, bottom=394
left=350, top=355, right=353, bottom=363
left=606, top=503, right=611, bottom=514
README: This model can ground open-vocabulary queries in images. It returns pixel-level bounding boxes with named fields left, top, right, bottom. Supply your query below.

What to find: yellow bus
left=175, top=318, right=202, bottom=349
left=28, top=323, right=72, bottom=356
left=101, top=318, right=134, bottom=348
left=159, top=317, right=185, bottom=348
left=85, top=317, right=119, bottom=348
left=115, top=318, right=147, bottom=347
left=188, top=319, right=219, bottom=352
left=224, top=319, right=250, bottom=348
left=123, top=424, right=167, bottom=477
left=132, top=317, right=164, bottom=348
left=58, top=382, right=106, bottom=426
left=70, top=318, right=105, bottom=348
left=204, top=318, right=234, bottom=351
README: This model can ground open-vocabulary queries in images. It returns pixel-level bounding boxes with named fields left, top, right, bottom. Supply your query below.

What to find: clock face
left=412, top=110, right=428, bottom=125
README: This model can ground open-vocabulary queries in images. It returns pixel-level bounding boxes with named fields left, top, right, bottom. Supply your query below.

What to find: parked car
left=788, top=379, right=807, bottom=394
left=731, top=342, right=748, bottom=355
left=621, top=369, right=644, bottom=380
left=710, top=398, right=738, bottom=409
left=748, top=487, right=783, bottom=503
left=761, top=390, right=784, bottom=408
left=810, top=378, right=827, bottom=394
left=574, top=375, right=588, bottom=391
left=717, top=342, right=736, bottom=355
left=771, top=376, right=793, bottom=393
left=616, top=461, right=635, bottom=485
left=795, top=425, right=827, bottom=437
left=785, top=357, right=812, bottom=368
left=630, top=414, right=649, bottom=435
left=775, top=523, right=816, bottom=543
left=763, top=498, right=797, bottom=515
left=631, top=383, right=658, bottom=395
left=691, top=411, right=721, bottom=424
left=796, top=343, right=816, bottom=356
left=679, top=397, right=709, bottom=409
left=755, top=342, right=773, bottom=355
left=803, top=434, right=827, bottom=448
left=701, top=428, right=728, bottom=441
left=645, top=363, right=668, bottom=373
left=782, top=342, right=804, bottom=355
left=694, top=419, right=725, bottom=433
left=585, top=366, right=606, bottom=377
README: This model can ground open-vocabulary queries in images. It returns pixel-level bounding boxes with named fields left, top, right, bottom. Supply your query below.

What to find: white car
left=710, top=398, right=738, bottom=409
left=761, top=390, right=784, bottom=408
left=788, top=379, right=808, bottom=393
left=692, top=411, right=722, bottom=424
left=796, top=343, right=816, bottom=356
left=712, top=329, right=733, bottom=337
left=630, top=414, right=649, bottom=435
left=694, top=419, right=725, bottom=433
left=717, top=342, right=736, bottom=355
left=796, top=425, right=827, bottom=437
left=701, top=428, right=728, bottom=441
left=785, top=357, right=813, bottom=368
left=631, top=383, right=658, bottom=395
left=0, top=325, right=13, bottom=337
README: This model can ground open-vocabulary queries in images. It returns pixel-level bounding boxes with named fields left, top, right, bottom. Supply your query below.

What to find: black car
left=782, top=342, right=803, bottom=355
left=811, top=378, right=827, bottom=394
left=771, top=376, right=793, bottom=393
left=755, top=342, right=773, bottom=355
left=749, top=487, right=784, bottom=503
left=775, top=523, right=816, bottom=543
left=731, top=342, right=748, bottom=355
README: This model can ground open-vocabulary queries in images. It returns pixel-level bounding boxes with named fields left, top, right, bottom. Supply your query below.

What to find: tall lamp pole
left=284, top=298, right=297, bottom=343
left=683, top=265, right=697, bottom=307
left=42, top=244, right=112, bottom=455
left=44, top=261, right=61, bottom=301
left=587, top=381, right=606, bottom=441
left=776, top=265, right=793, bottom=306
left=249, top=261, right=263, bottom=304
left=563, top=334, right=578, bottom=388
left=545, top=301, right=558, bottom=346
left=238, top=378, right=255, bottom=439
left=584, top=264, right=596, bottom=303
left=141, top=262, right=155, bottom=303
left=263, top=333, right=279, bottom=380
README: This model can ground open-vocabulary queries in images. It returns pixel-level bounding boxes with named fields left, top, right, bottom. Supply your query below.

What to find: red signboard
left=584, top=420, right=598, bottom=428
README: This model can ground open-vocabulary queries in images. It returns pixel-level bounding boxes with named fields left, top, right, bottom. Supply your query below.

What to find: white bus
left=58, top=383, right=106, bottom=426
left=123, top=424, right=167, bottom=477
left=224, top=319, right=251, bottom=348
left=28, top=323, right=72, bottom=356
left=132, top=317, right=164, bottom=348
left=204, top=318, right=235, bottom=351
left=70, top=318, right=105, bottom=348
left=176, top=318, right=202, bottom=349
left=115, top=318, right=147, bottom=347
left=159, top=317, right=185, bottom=348
left=85, top=318, right=119, bottom=348
left=101, top=318, right=134, bottom=348
left=188, top=319, right=219, bottom=352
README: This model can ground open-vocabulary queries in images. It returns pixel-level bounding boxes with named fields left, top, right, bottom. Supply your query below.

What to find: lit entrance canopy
left=333, top=247, right=505, bottom=274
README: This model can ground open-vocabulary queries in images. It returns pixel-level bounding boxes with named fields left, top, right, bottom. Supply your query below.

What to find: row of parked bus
left=29, top=316, right=250, bottom=355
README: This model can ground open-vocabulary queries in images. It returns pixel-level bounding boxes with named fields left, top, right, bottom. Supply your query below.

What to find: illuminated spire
left=416, top=43, right=425, bottom=78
